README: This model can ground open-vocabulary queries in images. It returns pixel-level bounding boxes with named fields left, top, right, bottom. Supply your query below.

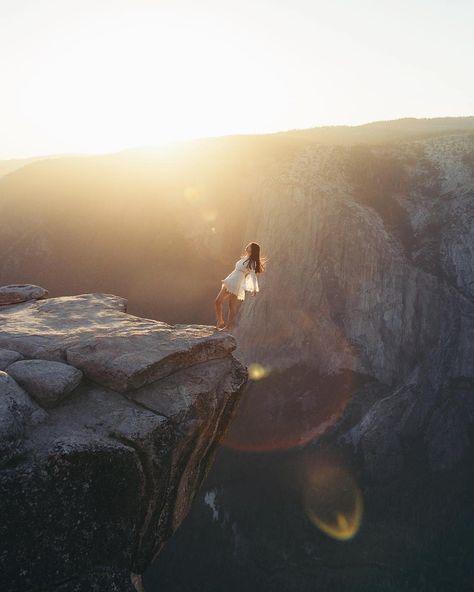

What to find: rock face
left=0, top=292, right=247, bottom=592
left=234, top=133, right=474, bottom=480
left=0, top=371, right=48, bottom=466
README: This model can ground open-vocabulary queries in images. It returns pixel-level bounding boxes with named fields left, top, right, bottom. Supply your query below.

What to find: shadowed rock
left=0, top=371, right=48, bottom=467
left=0, top=348, right=23, bottom=371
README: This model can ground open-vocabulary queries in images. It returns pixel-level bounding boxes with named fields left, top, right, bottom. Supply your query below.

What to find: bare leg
left=224, top=293, right=238, bottom=330
left=215, top=284, right=229, bottom=329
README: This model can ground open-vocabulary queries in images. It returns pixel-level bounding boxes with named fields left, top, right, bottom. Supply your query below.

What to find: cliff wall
left=235, top=133, right=474, bottom=478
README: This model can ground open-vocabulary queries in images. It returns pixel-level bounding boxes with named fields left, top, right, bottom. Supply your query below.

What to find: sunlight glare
left=248, top=363, right=271, bottom=380
left=18, top=11, right=265, bottom=154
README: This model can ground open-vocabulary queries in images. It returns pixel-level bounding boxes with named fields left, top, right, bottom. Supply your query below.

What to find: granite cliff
left=0, top=287, right=247, bottom=592
left=234, top=132, right=474, bottom=479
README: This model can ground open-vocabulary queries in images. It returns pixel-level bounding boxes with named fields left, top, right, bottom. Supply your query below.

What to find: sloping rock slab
left=0, top=294, right=236, bottom=392
left=0, top=348, right=23, bottom=371
left=8, top=360, right=83, bottom=408
left=0, top=284, right=48, bottom=306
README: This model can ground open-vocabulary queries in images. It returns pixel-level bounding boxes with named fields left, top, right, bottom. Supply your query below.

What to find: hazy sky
left=1, top=0, right=473, bottom=159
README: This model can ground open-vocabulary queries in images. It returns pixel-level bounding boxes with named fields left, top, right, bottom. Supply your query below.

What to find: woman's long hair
left=241, top=242, right=267, bottom=273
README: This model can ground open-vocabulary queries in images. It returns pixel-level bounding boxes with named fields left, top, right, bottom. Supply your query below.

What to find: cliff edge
left=0, top=287, right=247, bottom=592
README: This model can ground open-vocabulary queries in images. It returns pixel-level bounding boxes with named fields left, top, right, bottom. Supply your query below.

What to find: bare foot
left=215, top=320, right=226, bottom=330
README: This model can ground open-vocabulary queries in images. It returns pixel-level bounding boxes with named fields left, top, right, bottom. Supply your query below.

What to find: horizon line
left=2, top=113, right=473, bottom=162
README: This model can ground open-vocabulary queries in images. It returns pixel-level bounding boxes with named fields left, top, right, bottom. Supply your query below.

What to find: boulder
left=7, top=359, right=83, bottom=408
left=0, top=284, right=48, bottom=306
left=0, top=348, right=23, bottom=371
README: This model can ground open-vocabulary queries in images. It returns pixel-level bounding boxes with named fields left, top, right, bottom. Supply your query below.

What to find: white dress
left=221, top=257, right=259, bottom=301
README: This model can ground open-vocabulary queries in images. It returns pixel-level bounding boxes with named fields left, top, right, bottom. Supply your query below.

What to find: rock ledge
left=0, top=291, right=247, bottom=592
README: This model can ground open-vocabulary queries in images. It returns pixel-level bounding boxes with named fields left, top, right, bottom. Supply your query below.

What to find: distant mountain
left=0, top=156, right=49, bottom=179
left=276, top=115, right=474, bottom=144
left=0, top=153, right=86, bottom=180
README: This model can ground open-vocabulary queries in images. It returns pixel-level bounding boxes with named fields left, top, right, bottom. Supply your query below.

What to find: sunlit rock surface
left=0, top=293, right=247, bottom=592
left=235, top=133, right=474, bottom=480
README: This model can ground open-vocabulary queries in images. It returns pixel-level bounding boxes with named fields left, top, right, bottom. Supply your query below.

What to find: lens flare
left=222, top=368, right=357, bottom=453
left=248, top=363, right=271, bottom=380
left=303, top=464, right=363, bottom=541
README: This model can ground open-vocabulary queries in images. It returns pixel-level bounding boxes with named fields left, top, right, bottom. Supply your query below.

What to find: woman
left=215, top=242, right=267, bottom=331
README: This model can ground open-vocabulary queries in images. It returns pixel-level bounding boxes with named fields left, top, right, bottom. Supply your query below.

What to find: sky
left=1, top=0, right=473, bottom=159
